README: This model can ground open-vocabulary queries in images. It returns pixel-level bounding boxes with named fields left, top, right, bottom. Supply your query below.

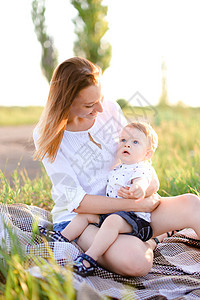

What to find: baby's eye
left=120, top=138, right=126, bottom=143
left=133, top=140, right=139, bottom=144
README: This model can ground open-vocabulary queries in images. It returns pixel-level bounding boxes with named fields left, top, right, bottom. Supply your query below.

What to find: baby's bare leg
left=61, top=214, right=99, bottom=241
left=85, top=214, right=132, bottom=261
left=78, top=225, right=155, bottom=276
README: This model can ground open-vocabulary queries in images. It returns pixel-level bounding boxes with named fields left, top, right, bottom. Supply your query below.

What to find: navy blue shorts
left=97, top=211, right=153, bottom=242
left=53, top=221, right=71, bottom=231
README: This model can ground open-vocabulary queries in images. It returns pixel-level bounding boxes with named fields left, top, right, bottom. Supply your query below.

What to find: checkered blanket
left=1, top=203, right=200, bottom=299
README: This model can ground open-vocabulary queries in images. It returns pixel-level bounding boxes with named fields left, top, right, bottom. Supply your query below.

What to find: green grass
left=2, top=105, right=199, bottom=200
left=0, top=222, right=76, bottom=300
left=0, top=167, right=53, bottom=211
left=0, top=106, right=43, bottom=126
left=0, top=104, right=199, bottom=298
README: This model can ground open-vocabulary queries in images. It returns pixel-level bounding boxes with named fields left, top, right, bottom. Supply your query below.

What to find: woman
left=33, top=57, right=200, bottom=277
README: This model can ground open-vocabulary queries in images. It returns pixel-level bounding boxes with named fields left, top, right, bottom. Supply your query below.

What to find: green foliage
left=71, top=0, right=112, bottom=72
left=0, top=106, right=43, bottom=126
left=0, top=222, right=76, bottom=299
left=116, top=99, right=130, bottom=110
left=31, top=0, right=58, bottom=82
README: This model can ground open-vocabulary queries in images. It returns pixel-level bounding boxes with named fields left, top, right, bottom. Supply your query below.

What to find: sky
left=1, top=0, right=200, bottom=107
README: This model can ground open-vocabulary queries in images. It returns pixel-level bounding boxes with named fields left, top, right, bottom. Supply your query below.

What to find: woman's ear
left=145, top=149, right=154, bottom=160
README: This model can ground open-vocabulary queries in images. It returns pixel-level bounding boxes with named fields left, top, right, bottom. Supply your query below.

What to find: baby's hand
left=129, top=183, right=145, bottom=199
left=117, top=186, right=132, bottom=198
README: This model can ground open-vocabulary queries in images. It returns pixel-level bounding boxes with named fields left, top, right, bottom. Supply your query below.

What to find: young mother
left=33, top=57, right=200, bottom=277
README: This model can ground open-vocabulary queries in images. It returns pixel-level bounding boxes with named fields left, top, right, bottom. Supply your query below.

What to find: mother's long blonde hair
left=34, top=57, right=101, bottom=162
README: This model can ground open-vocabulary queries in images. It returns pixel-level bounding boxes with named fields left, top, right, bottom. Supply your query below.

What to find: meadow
left=1, top=104, right=200, bottom=205
left=0, top=104, right=199, bottom=299
left=0, top=106, right=43, bottom=126
left=1, top=104, right=199, bottom=212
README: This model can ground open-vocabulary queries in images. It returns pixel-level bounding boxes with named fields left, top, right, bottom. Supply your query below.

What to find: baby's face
left=117, top=126, right=150, bottom=164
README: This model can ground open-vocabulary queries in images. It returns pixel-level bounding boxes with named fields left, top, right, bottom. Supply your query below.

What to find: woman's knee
left=122, top=243, right=153, bottom=276
left=187, top=193, right=200, bottom=203
left=171, top=193, right=200, bottom=229
left=184, top=194, right=200, bottom=222
left=180, top=193, right=199, bottom=202
left=181, top=193, right=200, bottom=211
left=102, top=237, right=153, bottom=277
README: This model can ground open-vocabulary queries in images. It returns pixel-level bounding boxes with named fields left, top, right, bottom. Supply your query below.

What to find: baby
left=41, top=122, right=158, bottom=277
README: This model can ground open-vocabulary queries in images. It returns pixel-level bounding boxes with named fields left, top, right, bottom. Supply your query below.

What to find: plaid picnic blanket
left=1, top=203, right=200, bottom=299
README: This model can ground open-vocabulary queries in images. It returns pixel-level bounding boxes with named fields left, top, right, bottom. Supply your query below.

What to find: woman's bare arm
left=74, top=193, right=160, bottom=214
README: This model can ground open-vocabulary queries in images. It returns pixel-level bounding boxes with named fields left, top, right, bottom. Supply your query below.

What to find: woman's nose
left=95, top=100, right=103, bottom=113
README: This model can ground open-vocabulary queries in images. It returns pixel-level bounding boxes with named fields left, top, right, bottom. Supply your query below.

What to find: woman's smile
left=69, top=84, right=103, bottom=121
left=89, top=112, right=98, bottom=117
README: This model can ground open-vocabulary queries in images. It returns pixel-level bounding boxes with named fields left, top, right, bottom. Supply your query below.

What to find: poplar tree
left=31, top=0, right=58, bottom=83
left=71, top=0, right=112, bottom=72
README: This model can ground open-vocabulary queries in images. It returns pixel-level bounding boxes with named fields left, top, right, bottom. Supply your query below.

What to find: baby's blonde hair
left=125, top=122, right=158, bottom=152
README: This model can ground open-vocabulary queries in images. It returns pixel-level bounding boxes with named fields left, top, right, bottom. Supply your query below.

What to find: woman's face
left=68, top=84, right=104, bottom=121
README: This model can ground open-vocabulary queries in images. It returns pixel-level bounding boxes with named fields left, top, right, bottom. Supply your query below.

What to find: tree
left=31, top=0, right=58, bottom=83
left=158, top=57, right=169, bottom=106
left=71, top=0, right=112, bottom=72
left=117, top=99, right=130, bottom=110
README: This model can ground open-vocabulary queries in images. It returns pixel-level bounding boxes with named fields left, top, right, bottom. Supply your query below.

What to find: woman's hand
left=118, top=186, right=161, bottom=212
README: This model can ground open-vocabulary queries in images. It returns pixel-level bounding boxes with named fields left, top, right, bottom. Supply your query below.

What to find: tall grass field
left=0, top=106, right=43, bottom=126
left=0, top=104, right=199, bottom=299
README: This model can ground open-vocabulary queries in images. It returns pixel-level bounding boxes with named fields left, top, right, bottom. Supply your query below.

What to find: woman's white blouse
left=33, top=100, right=127, bottom=223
